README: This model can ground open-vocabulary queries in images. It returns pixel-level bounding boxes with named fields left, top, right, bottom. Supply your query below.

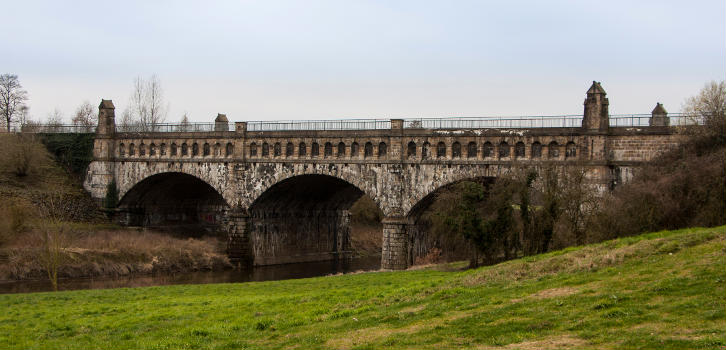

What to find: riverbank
left=1, top=226, right=723, bottom=349
left=0, top=226, right=231, bottom=281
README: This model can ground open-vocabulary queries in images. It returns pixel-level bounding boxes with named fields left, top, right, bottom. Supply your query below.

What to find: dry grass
left=0, top=228, right=231, bottom=280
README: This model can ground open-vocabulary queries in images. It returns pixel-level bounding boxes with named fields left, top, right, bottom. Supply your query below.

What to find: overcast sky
left=2, top=0, right=724, bottom=123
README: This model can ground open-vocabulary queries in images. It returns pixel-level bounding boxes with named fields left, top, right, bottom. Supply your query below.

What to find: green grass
left=1, top=226, right=724, bottom=349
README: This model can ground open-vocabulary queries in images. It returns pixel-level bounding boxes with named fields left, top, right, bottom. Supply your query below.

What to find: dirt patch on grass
left=325, top=311, right=471, bottom=349
left=399, top=304, right=427, bottom=314
left=511, top=287, right=579, bottom=303
left=497, top=335, right=588, bottom=349
left=531, top=287, right=579, bottom=299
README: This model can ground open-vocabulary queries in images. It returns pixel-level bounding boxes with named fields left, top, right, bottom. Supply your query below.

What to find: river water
left=0, top=256, right=381, bottom=294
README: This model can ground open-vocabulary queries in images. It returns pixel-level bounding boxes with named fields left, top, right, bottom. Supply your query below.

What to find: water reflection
left=0, top=256, right=381, bottom=294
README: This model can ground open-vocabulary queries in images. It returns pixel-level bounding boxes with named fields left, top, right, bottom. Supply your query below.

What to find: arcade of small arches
left=113, top=138, right=580, bottom=161
left=117, top=141, right=235, bottom=158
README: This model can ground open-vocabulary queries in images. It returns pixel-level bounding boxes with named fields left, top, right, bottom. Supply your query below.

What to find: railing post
left=390, top=119, right=404, bottom=159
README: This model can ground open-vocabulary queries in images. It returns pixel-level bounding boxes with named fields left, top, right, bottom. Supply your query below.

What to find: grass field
left=1, top=226, right=724, bottom=349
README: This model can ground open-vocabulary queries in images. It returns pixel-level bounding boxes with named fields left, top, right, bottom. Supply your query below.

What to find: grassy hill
left=0, top=133, right=103, bottom=225
left=0, top=226, right=723, bottom=349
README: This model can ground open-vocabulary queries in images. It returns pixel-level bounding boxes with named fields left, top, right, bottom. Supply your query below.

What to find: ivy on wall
left=40, top=133, right=95, bottom=178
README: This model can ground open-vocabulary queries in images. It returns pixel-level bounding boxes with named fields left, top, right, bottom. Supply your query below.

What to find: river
left=0, top=256, right=381, bottom=294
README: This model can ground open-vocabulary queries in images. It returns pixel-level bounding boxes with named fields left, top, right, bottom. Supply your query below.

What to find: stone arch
left=482, top=141, right=493, bottom=158
left=378, top=142, right=387, bottom=158
left=337, top=142, right=346, bottom=157
left=235, top=163, right=389, bottom=215
left=407, top=141, right=416, bottom=158
left=498, top=141, right=510, bottom=158
left=247, top=173, right=384, bottom=265
left=286, top=142, right=294, bottom=157
left=149, top=143, right=157, bottom=156
left=515, top=141, right=525, bottom=158
left=351, top=142, right=359, bottom=157
left=116, top=165, right=233, bottom=207
left=532, top=141, right=542, bottom=158
left=171, top=143, right=178, bottom=156
left=203, top=142, right=210, bottom=157
left=119, top=143, right=126, bottom=157
left=181, top=143, right=188, bottom=156
left=298, top=142, right=307, bottom=157
left=548, top=141, right=559, bottom=158
left=324, top=142, right=333, bottom=158
left=403, top=164, right=503, bottom=218
left=422, top=142, right=431, bottom=159
left=160, top=143, right=167, bottom=156
left=249, top=142, right=258, bottom=157
left=467, top=142, right=477, bottom=158
left=452, top=142, right=461, bottom=158
left=311, top=142, right=320, bottom=157
left=192, top=143, right=199, bottom=157
left=129, top=143, right=136, bottom=156
left=566, top=141, right=577, bottom=159
left=364, top=142, right=373, bottom=158
left=139, top=142, right=146, bottom=156
left=262, top=142, right=269, bottom=157
left=404, top=174, right=497, bottom=265
left=274, top=142, right=282, bottom=157
left=117, top=171, right=230, bottom=228
left=225, top=143, right=234, bottom=157
left=213, top=143, right=221, bottom=157
left=436, top=142, right=446, bottom=158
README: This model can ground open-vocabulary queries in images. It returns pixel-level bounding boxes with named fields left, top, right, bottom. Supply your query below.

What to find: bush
left=0, top=200, right=33, bottom=246
left=0, top=133, right=50, bottom=177
left=350, top=195, right=382, bottom=226
left=39, top=133, right=95, bottom=178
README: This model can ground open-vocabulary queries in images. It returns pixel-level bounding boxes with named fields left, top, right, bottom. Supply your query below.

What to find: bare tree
left=36, top=193, right=72, bottom=292
left=0, top=74, right=29, bottom=132
left=177, top=112, right=191, bottom=132
left=683, top=80, right=726, bottom=145
left=72, top=101, right=97, bottom=132
left=46, top=108, right=64, bottom=132
left=558, top=166, right=599, bottom=246
left=145, top=75, right=167, bottom=130
left=124, top=75, right=168, bottom=131
left=18, top=105, right=30, bottom=126
left=118, top=109, right=139, bottom=132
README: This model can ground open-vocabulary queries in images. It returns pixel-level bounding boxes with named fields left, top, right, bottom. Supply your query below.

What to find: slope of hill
left=0, top=226, right=723, bottom=349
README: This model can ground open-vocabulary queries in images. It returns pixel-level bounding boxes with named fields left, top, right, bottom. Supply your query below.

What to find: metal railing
left=246, top=119, right=391, bottom=131
left=115, top=122, right=234, bottom=133
left=20, top=124, right=96, bottom=133
left=403, top=115, right=583, bottom=129
left=18, top=113, right=702, bottom=134
left=609, top=113, right=699, bottom=127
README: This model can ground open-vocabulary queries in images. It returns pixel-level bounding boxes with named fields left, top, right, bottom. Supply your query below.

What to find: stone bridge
left=84, top=82, right=682, bottom=269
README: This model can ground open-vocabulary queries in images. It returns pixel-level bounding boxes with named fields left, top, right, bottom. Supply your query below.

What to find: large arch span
left=116, top=172, right=229, bottom=231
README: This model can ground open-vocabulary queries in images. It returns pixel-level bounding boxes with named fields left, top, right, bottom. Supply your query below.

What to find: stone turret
left=97, top=99, right=116, bottom=135
left=214, top=113, right=229, bottom=131
left=649, top=102, right=669, bottom=127
left=582, top=81, right=609, bottom=132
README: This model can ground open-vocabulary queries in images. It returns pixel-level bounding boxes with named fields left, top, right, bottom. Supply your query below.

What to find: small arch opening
left=407, top=141, right=417, bottom=158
